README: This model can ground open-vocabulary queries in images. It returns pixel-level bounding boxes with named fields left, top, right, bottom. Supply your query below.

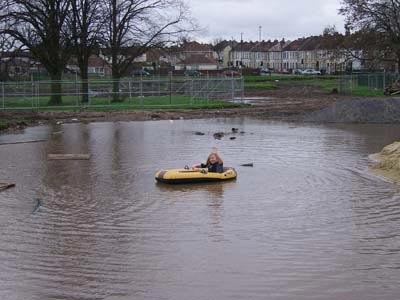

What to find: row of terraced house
left=216, top=35, right=363, bottom=74
left=0, top=34, right=368, bottom=79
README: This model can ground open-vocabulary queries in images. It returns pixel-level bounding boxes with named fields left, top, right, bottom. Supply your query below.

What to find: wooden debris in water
left=0, top=140, right=47, bottom=146
left=47, top=154, right=91, bottom=160
left=240, top=163, right=254, bottom=167
left=32, top=198, right=41, bottom=214
left=213, top=132, right=224, bottom=139
left=0, top=183, right=16, bottom=191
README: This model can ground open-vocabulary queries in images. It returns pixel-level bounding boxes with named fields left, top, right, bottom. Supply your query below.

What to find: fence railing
left=0, top=76, right=244, bottom=109
left=338, top=72, right=399, bottom=96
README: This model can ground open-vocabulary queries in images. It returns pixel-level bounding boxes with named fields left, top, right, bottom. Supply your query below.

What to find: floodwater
left=0, top=119, right=400, bottom=300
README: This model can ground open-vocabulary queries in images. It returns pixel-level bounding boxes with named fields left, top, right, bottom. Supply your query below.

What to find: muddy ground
left=8, top=81, right=399, bottom=129
left=0, top=85, right=345, bottom=132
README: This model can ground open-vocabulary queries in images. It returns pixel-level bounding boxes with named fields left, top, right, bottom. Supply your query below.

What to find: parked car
left=280, top=69, right=291, bottom=74
left=293, top=69, right=303, bottom=75
left=301, top=69, right=321, bottom=75
left=222, top=70, right=241, bottom=77
left=184, top=70, right=203, bottom=77
left=133, top=69, right=150, bottom=76
left=259, top=68, right=272, bottom=75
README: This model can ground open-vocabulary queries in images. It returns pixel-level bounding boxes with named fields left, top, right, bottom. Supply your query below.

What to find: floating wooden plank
left=0, top=140, right=47, bottom=146
left=240, top=163, right=254, bottom=167
left=47, top=154, right=91, bottom=160
left=0, top=183, right=16, bottom=191
left=32, top=198, right=41, bottom=214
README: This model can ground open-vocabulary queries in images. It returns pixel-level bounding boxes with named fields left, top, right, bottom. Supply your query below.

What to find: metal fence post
left=191, top=79, right=194, bottom=105
left=2, top=82, right=4, bottom=110
left=140, top=76, right=143, bottom=97
left=383, top=70, right=386, bottom=91
left=76, top=77, right=79, bottom=106
left=37, top=82, right=40, bottom=109
left=129, top=80, right=132, bottom=100
left=241, top=77, right=244, bottom=102
left=169, top=73, right=172, bottom=105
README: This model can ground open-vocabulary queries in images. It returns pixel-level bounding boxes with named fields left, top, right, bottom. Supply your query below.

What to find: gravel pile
left=302, top=98, right=400, bottom=123
left=371, top=142, right=400, bottom=184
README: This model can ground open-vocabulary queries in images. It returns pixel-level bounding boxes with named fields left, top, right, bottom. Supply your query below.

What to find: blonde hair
left=206, top=152, right=223, bottom=164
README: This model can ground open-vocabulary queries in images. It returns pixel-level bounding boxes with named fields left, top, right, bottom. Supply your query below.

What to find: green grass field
left=244, top=74, right=386, bottom=97
left=2, top=95, right=243, bottom=110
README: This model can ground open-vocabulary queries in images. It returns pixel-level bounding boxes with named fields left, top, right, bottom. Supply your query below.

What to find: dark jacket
left=201, top=162, right=224, bottom=173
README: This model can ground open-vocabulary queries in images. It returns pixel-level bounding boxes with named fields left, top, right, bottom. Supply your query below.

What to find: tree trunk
left=49, top=72, right=63, bottom=105
left=80, top=66, right=89, bottom=104
left=397, top=56, right=400, bottom=74
left=112, top=78, right=121, bottom=102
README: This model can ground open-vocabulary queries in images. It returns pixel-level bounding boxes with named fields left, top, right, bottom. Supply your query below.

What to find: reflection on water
left=0, top=119, right=400, bottom=300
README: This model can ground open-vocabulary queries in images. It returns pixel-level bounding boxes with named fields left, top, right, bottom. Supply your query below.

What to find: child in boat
left=192, top=148, right=224, bottom=173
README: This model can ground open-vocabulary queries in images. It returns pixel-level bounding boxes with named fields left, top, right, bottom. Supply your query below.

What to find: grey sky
left=186, top=0, right=345, bottom=42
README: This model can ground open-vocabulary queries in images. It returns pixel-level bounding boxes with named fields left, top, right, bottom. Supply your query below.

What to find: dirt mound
left=302, top=98, right=400, bottom=123
left=371, top=142, right=400, bottom=183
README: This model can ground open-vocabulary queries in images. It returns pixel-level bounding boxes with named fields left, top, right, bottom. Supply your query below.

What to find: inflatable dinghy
left=155, top=167, right=237, bottom=184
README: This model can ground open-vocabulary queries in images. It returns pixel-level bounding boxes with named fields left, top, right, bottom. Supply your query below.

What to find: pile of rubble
left=371, top=141, right=400, bottom=183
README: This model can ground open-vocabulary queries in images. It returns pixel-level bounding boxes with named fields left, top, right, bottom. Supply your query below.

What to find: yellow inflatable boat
left=155, top=167, right=237, bottom=184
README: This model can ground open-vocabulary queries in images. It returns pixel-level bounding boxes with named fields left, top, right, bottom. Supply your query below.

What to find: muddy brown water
left=0, top=119, right=400, bottom=300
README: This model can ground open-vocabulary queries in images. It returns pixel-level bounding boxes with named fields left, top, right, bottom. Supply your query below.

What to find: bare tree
left=101, top=0, right=194, bottom=102
left=69, top=0, right=104, bottom=103
left=0, top=0, right=73, bottom=104
left=340, top=0, right=400, bottom=71
left=0, top=33, right=18, bottom=81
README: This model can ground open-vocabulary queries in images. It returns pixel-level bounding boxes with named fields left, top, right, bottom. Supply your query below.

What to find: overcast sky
left=186, top=0, right=345, bottom=42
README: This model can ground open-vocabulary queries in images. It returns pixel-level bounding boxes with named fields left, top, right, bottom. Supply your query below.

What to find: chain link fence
left=0, top=76, right=244, bottom=109
left=338, top=73, right=400, bottom=96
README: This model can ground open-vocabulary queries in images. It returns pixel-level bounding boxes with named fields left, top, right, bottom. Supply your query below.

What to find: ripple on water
left=1, top=120, right=400, bottom=300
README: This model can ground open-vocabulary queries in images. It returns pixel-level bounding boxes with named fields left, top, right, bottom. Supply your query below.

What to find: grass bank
left=244, top=74, right=387, bottom=97
left=0, top=119, right=29, bottom=131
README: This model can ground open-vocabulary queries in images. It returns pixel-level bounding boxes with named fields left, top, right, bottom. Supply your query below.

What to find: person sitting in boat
left=192, top=148, right=224, bottom=173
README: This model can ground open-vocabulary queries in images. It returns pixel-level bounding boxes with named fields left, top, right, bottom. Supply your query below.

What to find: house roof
left=317, top=34, right=345, bottom=50
left=299, top=36, right=321, bottom=51
left=232, top=42, right=257, bottom=52
left=214, top=40, right=237, bottom=52
left=144, top=48, right=167, bottom=62
left=180, top=41, right=213, bottom=52
left=283, top=38, right=309, bottom=51
left=0, top=50, right=34, bottom=59
left=269, top=40, right=291, bottom=51
left=177, top=54, right=219, bottom=65
left=232, top=40, right=278, bottom=52
left=88, top=55, right=110, bottom=67
left=284, top=34, right=345, bottom=52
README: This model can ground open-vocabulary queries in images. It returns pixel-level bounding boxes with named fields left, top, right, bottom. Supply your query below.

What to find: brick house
left=167, top=41, right=221, bottom=71
left=66, top=54, right=111, bottom=77
left=268, top=40, right=291, bottom=71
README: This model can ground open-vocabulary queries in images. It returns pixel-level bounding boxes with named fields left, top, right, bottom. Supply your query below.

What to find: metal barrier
left=338, top=73, right=399, bottom=95
left=0, top=76, right=244, bottom=109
